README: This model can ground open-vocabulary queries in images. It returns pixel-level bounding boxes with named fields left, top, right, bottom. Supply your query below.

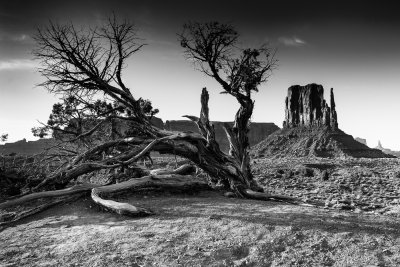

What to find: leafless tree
left=0, top=18, right=308, bottom=224
left=179, top=21, right=277, bottom=190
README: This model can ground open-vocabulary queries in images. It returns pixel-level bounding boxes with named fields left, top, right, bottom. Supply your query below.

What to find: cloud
left=0, top=59, right=37, bottom=71
left=0, top=33, right=33, bottom=43
left=11, top=34, right=29, bottom=42
left=278, top=36, right=307, bottom=47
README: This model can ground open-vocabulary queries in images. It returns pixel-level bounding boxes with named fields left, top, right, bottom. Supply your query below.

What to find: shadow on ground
left=2, top=190, right=400, bottom=267
left=4, top=190, right=400, bottom=236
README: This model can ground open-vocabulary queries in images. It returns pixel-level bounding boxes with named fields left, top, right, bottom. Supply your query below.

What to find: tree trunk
left=91, top=174, right=210, bottom=216
left=0, top=167, right=207, bottom=225
left=22, top=88, right=261, bottom=197
left=179, top=88, right=261, bottom=195
left=223, top=97, right=258, bottom=191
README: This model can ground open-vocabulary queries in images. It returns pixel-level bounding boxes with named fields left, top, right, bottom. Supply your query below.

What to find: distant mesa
left=160, top=119, right=280, bottom=153
left=374, top=140, right=400, bottom=158
left=355, top=137, right=367, bottom=146
left=118, top=117, right=279, bottom=153
left=252, top=83, right=394, bottom=158
left=354, top=138, right=399, bottom=158
left=0, top=118, right=280, bottom=155
left=0, top=138, right=57, bottom=156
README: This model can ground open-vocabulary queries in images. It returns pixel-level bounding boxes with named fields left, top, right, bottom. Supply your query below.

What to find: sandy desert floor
left=2, top=189, right=400, bottom=267
left=2, top=157, right=400, bottom=266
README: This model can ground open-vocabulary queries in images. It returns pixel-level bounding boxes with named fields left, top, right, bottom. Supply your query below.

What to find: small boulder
left=284, top=170, right=294, bottom=179
left=320, top=170, right=329, bottom=181
left=298, top=167, right=314, bottom=177
left=224, top=192, right=236, bottom=198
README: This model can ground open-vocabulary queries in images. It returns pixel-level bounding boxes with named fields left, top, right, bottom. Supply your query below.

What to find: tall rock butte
left=283, top=84, right=337, bottom=129
left=252, top=83, right=394, bottom=158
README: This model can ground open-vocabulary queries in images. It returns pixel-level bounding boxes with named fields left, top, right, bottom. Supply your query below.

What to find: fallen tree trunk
left=20, top=89, right=261, bottom=199
left=243, top=189, right=320, bottom=207
left=0, top=194, right=84, bottom=227
left=91, top=174, right=210, bottom=216
left=0, top=183, right=98, bottom=209
left=150, top=163, right=196, bottom=175
left=0, top=174, right=210, bottom=226
left=1, top=164, right=197, bottom=209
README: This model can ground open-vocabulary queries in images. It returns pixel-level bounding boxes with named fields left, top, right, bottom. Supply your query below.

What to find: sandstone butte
left=252, top=83, right=394, bottom=159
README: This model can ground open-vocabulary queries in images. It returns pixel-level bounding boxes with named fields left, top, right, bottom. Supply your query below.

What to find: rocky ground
left=2, top=191, right=400, bottom=267
left=252, top=157, right=400, bottom=213
left=2, top=157, right=400, bottom=266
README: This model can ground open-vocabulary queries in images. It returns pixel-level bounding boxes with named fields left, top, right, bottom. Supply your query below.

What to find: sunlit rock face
left=283, top=83, right=337, bottom=129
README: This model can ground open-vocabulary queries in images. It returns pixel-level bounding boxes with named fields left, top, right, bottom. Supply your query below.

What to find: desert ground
left=2, top=157, right=400, bottom=267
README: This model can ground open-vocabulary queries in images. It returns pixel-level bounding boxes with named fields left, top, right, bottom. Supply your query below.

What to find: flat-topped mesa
left=283, top=83, right=338, bottom=129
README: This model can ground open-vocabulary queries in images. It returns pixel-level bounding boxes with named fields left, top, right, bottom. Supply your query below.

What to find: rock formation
left=375, top=141, right=400, bottom=158
left=330, top=88, right=338, bottom=129
left=0, top=118, right=279, bottom=155
left=164, top=120, right=279, bottom=153
left=283, top=83, right=337, bottom=129
left=0, top=138, right=57, bottom=155
left=252, top=83, right=394, bottom=159
left=377, top=141, right=383, bottom=150
left=355, top=137, right=367, bottom=146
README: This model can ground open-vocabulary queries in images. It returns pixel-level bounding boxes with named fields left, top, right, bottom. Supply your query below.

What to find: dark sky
left=1, top=0, right=399, bottom=149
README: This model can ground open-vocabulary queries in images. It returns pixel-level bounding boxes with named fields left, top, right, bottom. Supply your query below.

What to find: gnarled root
left=0, top=173, right=210, bottom=226
left=0, top=183, right=98, bottom=209
left=242, top=189, right=321, bottom=207
left=150, top=163, right=196, bottom=175
left=0, top=193, right=84, bottom=228
left=91, top=174, right=209, bottom=216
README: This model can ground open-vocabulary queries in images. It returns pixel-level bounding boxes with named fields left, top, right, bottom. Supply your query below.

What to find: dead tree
left=179, top=22, right=277, bottom=191
left=0, top=18, right=311, bottom=222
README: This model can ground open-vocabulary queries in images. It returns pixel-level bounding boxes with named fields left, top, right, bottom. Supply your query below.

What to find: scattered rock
left=224, top=192, right=235, bottom=198
left=252, top=157, right=400, bottom=213
left=294, top=167, right=314, bottom=177
left=208, top=214, right=222, bottom=220
left=320, top=170, right=329, bottom=181
left=284, top=170, right=294, bottom=179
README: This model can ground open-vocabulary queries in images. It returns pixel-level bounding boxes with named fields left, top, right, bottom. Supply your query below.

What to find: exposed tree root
left=0, top=193, right=85, bottom=227
left=0, top=173, right=210, bottom=225
left=0, top=183, right=98, bottom=209
left=0, top=172, right=321, bottom=227
left=150, top=164, right=196, bottom=176
left=0, top=164, right=197, bottom=211
left=243, top=189, right=322, bottom=207
left=91, top=174, right=209, bottom=216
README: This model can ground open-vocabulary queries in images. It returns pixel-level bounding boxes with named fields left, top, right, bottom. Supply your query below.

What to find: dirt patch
left=2, top=190, right=400, bottom=266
